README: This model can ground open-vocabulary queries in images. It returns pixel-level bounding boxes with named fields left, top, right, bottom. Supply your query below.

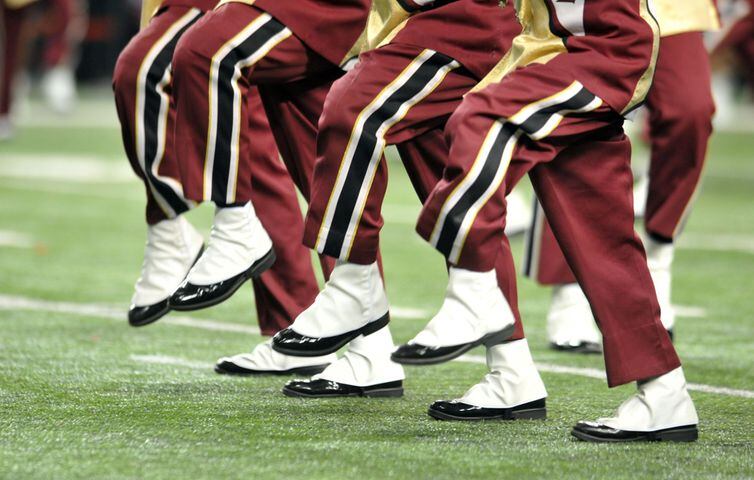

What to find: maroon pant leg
left=418, top=64, right=680, bottom=386
left=114, top=7, right=320, bottom=332
left=299, top=43, right=524, bottom=337
left=526, top=32, right=714, bottom=284
left=303, top=44, right=471, bottom=264
left=41, top=0, right=73, bottom=68
left=1, top=4, right=28, bottom=117
left=113, top=6, right=203, bottom=225
left=258, top=79, right=342, bottom=279
left=246, top=90, right=320, bottom=333
left=645, top=32, right=715, bottom=240
left=171, top=3, right=334, bottom=207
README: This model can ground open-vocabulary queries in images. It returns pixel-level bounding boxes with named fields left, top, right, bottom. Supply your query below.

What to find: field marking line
left=0, top=294, right=259, bottom=334
left=0, top=154, right=135, bottom=183
left=674, top=305, right=707, bottom=318
left=130, top=354, right=212, bottom=370
left=2, top=294, right=751, bottom=399
left=679, top=233, right=754, bottom=255
left=0, top=230, right=35, bottom=249
left=0, top=294, right=426, bottom=330
left=459, top=354, right=754, bottom=399
left=0, top=180, right=141, bottom=200
left=390, top=306, right=428, bottom=320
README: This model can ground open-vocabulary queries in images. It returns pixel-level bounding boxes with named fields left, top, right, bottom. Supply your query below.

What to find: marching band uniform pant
left=169, top=2, right=339, bottom=275
left=0, top=3, right=28, bottom=117
left=112, top=6, right=320, bottom=334
left=302, top=44, right=525, bottom=339
left=525, top=32, right=715, bottom=285
left=416, top=62, right=681, bottom=386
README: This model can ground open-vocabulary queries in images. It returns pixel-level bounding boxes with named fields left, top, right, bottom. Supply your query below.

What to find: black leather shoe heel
left=571, top=422, right=698, bottom=443
left=428, top=398, right=546, bottom=421
left=128, top=299, right=170, bottom=327
left=169, top=248, right=276, bottom=312
left=391, top=324, right=515, bottom=366
left=271, top=313, right=390, bottom=357
left=282, top=379, right=403, bottom=398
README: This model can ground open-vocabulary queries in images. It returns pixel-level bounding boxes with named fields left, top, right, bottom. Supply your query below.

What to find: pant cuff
left=603, top=322, right=681, bottom=387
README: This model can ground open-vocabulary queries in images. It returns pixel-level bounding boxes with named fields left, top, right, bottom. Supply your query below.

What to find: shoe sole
left=214, top=363, right=330, bottom=376
left=281, top=385, right=404, bottom=399
left=170, top=248, right=276, bottom=312
left=392, top=324, right=516, bottom=366
left=428, top=407, right=547, bottom=421
left=272, top=313, right=390, bottom=357
left=571, top=425, right=698, bottom=443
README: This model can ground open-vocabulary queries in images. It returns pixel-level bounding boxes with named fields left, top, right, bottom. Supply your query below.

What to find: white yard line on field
left=679, top=233, right=754, bottom=255
left=390, top=306, right=428, bottom=320
left=0, top=180, right=140, bottom=199
left=130, top=354, right=212, bottom=370
left=16, top=98, right=120, bottom=129
left=458, top=354, right=754, bottom=399
left=0, top=294, right=427, bottom=329
left=0, top=230, right=35, bottom=248
left=1, top=294, right=750, bottom=398
left=0, top=294, right=259, bottom=333
left=674, top=305, right=707, bottom=318
left=0, top=154, right=134, bottom=183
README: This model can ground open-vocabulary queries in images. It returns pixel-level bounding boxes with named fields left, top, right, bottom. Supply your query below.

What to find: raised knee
left=172, top=21, right=214, bottom=76
left=445, top=94, right=483, bottom=142
left=112, top=42, right=143, bottom=94
left=318, top=79, right=368, bottom=138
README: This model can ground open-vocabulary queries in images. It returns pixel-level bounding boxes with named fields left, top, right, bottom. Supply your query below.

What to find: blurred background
left=1, top=0, right=139, bottom=136
left=1, top=0, right=753, bottom=138
left=1, top=0, right=753, bottom=143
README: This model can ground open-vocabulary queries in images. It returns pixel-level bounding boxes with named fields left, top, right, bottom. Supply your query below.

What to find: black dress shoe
left=428, top=398, right=546, bottom=421
left=169, top=248, right=276, bottom=311
left=282, top=378, right=403, bottom=398
left=549, top=341, right=602, bottom=354
left=571, top=421, right=698, bottom=443
left=271, top=313, right=390, bottom=357
left=391, top=324, right=515, bottom=365
left=128, top=299, right=170, bottom=327
left=214, top=360, right=330, bottom=376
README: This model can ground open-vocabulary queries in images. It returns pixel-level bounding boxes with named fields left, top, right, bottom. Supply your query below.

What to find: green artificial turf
left=0, top=95, right=752, bottom=479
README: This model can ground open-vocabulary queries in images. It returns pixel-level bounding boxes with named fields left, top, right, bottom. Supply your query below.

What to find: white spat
left=458, top=355, right=754, bottom=399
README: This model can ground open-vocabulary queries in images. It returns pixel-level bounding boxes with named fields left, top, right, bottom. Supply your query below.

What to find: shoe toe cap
left=128, top=300, right=169, bottom=327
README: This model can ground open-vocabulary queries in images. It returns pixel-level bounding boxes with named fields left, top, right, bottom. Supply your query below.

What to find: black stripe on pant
left=143, top=13, right=201, bottom=215
left=321, top=52, right=457, bottom=257
left=211, top=17, right=287, bottom=205
left=433, top=86, right=597, bottom=260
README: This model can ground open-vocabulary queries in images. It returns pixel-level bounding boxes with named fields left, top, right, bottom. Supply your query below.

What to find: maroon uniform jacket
left=393, top=0, right=521, bottom=80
